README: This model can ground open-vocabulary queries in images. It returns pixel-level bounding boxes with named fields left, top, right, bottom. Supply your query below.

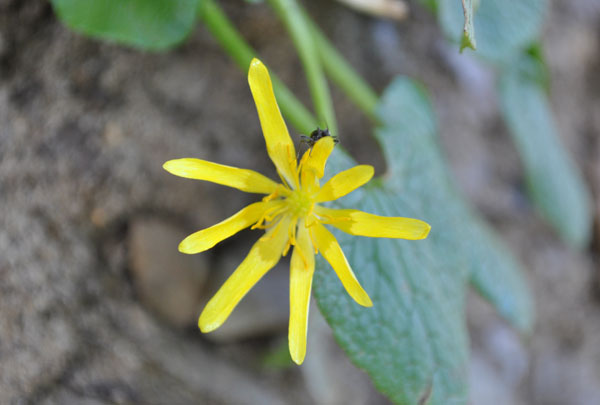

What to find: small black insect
left=300, top=127, right=339, bottom=148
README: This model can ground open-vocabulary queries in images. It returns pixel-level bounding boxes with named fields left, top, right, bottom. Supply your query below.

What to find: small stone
left=128, top=217, right=208, bottom=328
left=469, top=352, right=523, bottom=405
left=90, top=207, right=108, bottom=228
left=103, top=122, right=125, bottom=148
left=481, top=322, right=529, bottom=388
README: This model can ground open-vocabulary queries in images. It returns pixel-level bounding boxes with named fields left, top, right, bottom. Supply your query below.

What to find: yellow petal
left=179, top=201, right=274, bottom=254
left=301, top=136, right=334, bottom=180
left=198, top=217, right=292, bottom=333
left=316, top=207, right=431, bottom=240
left=316, top=165, right=374, bottom=202
left=310, top=222, right=372, bottom=307
left=288, top=220, right=315, bottom=365
left=248, top=59, right=298, bottom=188
left=163, top=158, right=278, bottom=194
left=300, top=162, right=319, bottom=195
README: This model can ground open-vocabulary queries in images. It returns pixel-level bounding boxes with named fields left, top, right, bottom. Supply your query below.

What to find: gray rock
left=469, top=353, right=525, bottom=405
left=128, top=217, right=208, bottom=328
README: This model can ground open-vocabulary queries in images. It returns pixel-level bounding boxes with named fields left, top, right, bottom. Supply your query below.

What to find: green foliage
left=51, top=0, right=197, bottom=50
left=438, top=0, right=546, bottom=63
left=499, top=55, right=592, bottom=248
left=431, top=0, right=592, bottom=247
left=314, top=78, right=533, bottom=404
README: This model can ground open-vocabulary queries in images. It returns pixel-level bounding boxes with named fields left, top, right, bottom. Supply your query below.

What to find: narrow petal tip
left=421, top=223, right=432, bottom=239
left=162, top=159, right=177, bottom=173
left=248, top=58, right=266, bottom=80
left=198, top=314, right=219, bottom=333
left=178, top=239, right=198, bottom=254
left=411, top=221, right=431, bottom=240
left=358, top=294, right=373, bottom=308
left=163, top=158, right=193, bottom=178
left=402, top=220, right=431, bottom=240
left=290, top=346, right=306, bottom=365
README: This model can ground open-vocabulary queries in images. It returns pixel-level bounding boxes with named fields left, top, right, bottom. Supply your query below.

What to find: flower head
left=163, top=58, right=430, bottom=364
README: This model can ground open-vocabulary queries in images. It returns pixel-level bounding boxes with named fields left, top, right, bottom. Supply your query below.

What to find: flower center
left=286, top=189, right=314, bottom=218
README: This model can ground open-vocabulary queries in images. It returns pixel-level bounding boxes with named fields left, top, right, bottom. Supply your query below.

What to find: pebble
left=128, top=217, right=208, bottom=328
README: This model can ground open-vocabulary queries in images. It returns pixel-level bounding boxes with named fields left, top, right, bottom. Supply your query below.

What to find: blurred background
left=1, top=0, right=599, bottom=403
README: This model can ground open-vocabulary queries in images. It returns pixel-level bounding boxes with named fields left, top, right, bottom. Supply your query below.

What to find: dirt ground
left=1, top=0, right=599, bottom=404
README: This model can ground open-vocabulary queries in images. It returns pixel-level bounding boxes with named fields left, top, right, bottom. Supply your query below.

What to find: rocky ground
left=0, top=0, right=599, bottom=404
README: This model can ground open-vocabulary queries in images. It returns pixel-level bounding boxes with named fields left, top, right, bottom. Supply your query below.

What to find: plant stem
left=267, top=0, right=338, bottom=136
left=198, top=0, right=317, bottom=135
left=302, top=9, right=379, bottom=122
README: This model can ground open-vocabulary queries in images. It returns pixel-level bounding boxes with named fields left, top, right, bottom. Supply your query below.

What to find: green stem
left=198, top=0, right=317, bottom=135
left=267, top=0, right=338, bottom=137
left=302, top=10, right=379, bottom=122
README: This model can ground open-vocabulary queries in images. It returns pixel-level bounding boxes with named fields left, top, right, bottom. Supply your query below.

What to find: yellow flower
left=163, top=58, right=430, bottom=365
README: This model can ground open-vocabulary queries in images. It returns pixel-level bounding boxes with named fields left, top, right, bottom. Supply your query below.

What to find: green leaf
left=438, top=0, right=546, bottom=63
left=499, top=55, right=592, bottom=248
left=51, top=0, right=198, bottom=50
left=314, top=78, right=533, bottom=404
left=459, top=0, right=476, bottom=52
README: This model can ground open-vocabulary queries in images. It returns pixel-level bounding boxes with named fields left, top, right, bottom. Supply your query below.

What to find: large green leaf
left=51, top=0, right=197, bottom=50
left=437, top=0, right=546, bottom=63
left=314, top=78, right=533, bottom=404
left=499, top=57, right=592, bottom=248
left=428, top=0, right=591, bottom=249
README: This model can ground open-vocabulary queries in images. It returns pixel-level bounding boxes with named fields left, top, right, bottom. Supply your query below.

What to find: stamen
left=252, top=202, right=286, bottom=230
left=282, top=219, right=298, bottom=256
left=262, top=184, right=291, bottom=203
left=305, top=213, right=319, bottom=228
left=306, top=203, right=315, bottom=218
left=258, top=218, right=284, bottom=242
left=295, top=241, right=310, bottom=270
left=262, top=193, right=277, bottom=203
left=288, top=218, right=298, bottom=246
left=316, top=212, right=351, bottom=224
left=307, top=228, right=319, bottom=255
left=282, top=240, right=292, bottom=256
left=277, top=170, right=292, bottom=190
left=279, top=143, right=299, bottom=190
